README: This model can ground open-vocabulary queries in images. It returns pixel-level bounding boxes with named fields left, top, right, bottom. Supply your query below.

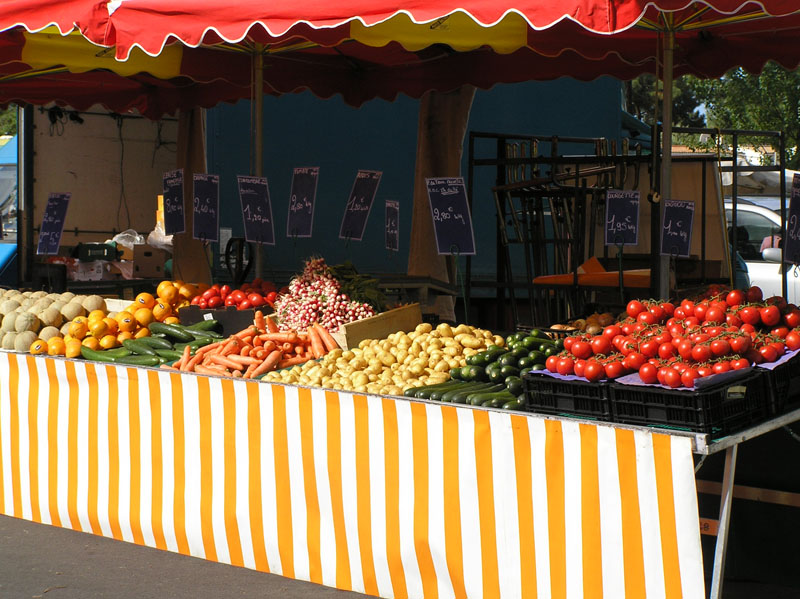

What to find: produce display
left=190, top=278, right=278, bottom=310
left=548, top=285, right=799, bottom=388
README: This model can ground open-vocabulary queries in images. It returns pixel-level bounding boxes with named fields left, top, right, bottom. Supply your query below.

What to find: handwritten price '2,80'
left=290, top=195, right=312, bottom=214
left=433, top=206, right=466, bottom=225
left=663, top=219, right=688, bottom=242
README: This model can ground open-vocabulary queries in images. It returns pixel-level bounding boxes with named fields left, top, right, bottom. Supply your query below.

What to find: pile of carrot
left=162, top=310, right=339, bottom=379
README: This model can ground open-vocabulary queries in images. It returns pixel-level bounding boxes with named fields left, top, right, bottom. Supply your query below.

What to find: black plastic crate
left=761, top=356, right=800, bottom=416
left=609, top=369, right=770, bottom=437
left=522, top=371, right=612, bottom=421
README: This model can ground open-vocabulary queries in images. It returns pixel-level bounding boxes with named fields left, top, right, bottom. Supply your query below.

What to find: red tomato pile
left=190, top=278, right=281, bottom=311
left=547, top=285, right=800, bottom=388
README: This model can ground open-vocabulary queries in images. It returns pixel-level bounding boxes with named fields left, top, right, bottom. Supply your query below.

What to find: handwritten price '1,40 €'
left=664, top=219, right=688, bottom=242
left=433, top=206, right=466, bottom=225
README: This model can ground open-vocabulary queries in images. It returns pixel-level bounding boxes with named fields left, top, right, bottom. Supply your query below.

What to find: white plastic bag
left=109, top=229, right=146, bottom=249
left=146, top=221, right=173, bottom=251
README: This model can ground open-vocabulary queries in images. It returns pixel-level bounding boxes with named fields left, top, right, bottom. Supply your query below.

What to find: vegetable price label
left=385, top=199, right=399, bottom=251
left=286, top=167, right=319, bottom=238
left=784, top=174, right=800, bottom=264
left=660, top=199, right=694, bottom=258
left=36, top=192, right=70, bottom=255
left=339, top=170, right=381, bottom=241
left=605, top=189, right=640, bottom=246
left=192, top=173, right=219, bottom=242
left=163, top=169, right=185, bottom=235
left=425, top=177, right=476, bottom=255
left=237, top=175, right=275, bottom=245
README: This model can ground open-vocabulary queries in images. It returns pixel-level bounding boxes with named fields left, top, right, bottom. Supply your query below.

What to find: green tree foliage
left=625, top=74, right=706, bottom=128
left=689, top=63, right=800, bottom=169
left=0, top=105, right=17, bottom=136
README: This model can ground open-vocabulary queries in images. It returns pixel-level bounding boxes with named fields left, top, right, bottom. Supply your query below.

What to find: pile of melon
left=0, top=289, right=106, bottom=354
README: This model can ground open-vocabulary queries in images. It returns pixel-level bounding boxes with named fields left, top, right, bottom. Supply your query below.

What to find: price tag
left=784, top=174, right=800, bottom=264
left=286, top=167, right=319, bottom=238
left=36, top=192, right=70, bottom=255
left=339, top=170, right=381, bottom=241
left=425, top=177, right=476, bottom=255
left=605, top=189, right=640, bottom=246
left=163, top=169, right=185, bottom=235
left=385, top=200, right=399, bottom=251
left=237, top=175, right=275, bottom=245
left=660, top=199, right=694, bottom=258
left=192, top=173, right=219, bottom=242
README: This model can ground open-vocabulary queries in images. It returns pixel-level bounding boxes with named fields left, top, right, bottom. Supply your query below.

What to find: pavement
left=0, top=514, right=371, bottom=599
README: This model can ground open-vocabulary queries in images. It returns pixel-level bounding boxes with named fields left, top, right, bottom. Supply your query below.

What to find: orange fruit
left=87, top=309, right=107, bottom=322
left=65, top=338, right=82, bottom=359
left=68, top=320, right=89, bottom=339
left=63, top=334, right=75, bottom=344
left=29, top=339, right=47, bottom=355
left=158, top=285, right=179, bottom=305
left=102, top=317, right=119, bottom=335
left=72, top=315, right=88, bottom=325
left=152, top=301, right=172, bottom=322
left=133, top=327, right=151, bottom=339
left=117, top=313, right=137, bottom=333
left=116, top=331, right=134, bottom=343
left=114, top=310, right=133, bottom=323
left=81, top=337, right=100, bottom=350
left=47, top=337, right=66, bottom=356
left=196, top=283, right=210, bottom=293
left=156, top=280, right=175, bottom=298
left=99, top=334, right=118, bottom=349
left=134, top=307, right=154, bottom=327
left=89, top=319, right=109, bottom=339
left=178, top=283, right=198, bottom=301
left=172, top=279, right=185, bottom=288
left=135, top=292, right=156, bottom=310
left=163, top=316, right=180, bottom=325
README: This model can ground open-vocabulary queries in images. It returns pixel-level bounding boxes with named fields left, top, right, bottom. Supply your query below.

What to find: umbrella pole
left=254, top=45, right=264, bottom=279
left=659, top=29, right=674, bottom=299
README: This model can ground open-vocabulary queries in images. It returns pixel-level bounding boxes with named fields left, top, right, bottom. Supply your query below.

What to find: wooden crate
left=330, top=303, right=422, bottom=350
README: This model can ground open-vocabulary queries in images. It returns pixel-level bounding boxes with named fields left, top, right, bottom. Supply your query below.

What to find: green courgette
left=185, top=319, right=221, bottom=331
left=122, top=338, right=159, bottom=356
left=148, top=322, right=195, bottom=342
left=136, top=336, right=175, bottom=350
left=114, top=354, right=163, bottom=367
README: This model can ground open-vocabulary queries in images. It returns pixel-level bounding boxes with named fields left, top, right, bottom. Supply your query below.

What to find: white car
left=724, top=200, right=800, bottom=302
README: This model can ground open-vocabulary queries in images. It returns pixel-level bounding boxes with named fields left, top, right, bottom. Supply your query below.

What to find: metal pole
left=709, top=445, right=738, bottom=599
left=658, top=28, right=674, bottom=299
left=254, top=45, right=264, bottom=279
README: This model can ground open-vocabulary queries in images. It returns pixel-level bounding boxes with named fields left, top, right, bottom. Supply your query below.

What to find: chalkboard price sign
left=339, top=170, right=381, bottom=241
left=163, top=169, right=185, bottom=235
left=286, top=167, right=319, bottom=238
left=192, top=173, right=220, bottom=242
left=36, top=192, right=71, bottom=255
left=385, top=200, right=399, bottom=251
left=425, top=177, right=476, bottom=255
left=605, top=189, right=640, bottom=246
left=660, top=199, right=694, bottom=258
left=784, top=174, right=800, bottom=264
left=237, top=175, right=275, bottom=245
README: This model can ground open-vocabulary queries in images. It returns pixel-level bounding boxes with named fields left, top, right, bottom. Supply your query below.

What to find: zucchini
left=122, top=339, right=158, bottom=356
left=455, top=384, right=505, bottom=405
left=185, top=319, right=220, bottom=331
left=440, top=382, right=488, bottom=402
left=186, top=328, right=223, bottom=340
left=148, top=322, right=195, bottom=342
left=136, top=336, right=175, bottom=350
left=482, top=392, right=518, bottom=408
left=502, top=398, right=525, bottom=410
left=429, top=381, right=478, bottom=401
left=80, top=346, right=121, bottom=363
left=466, top=391, right=517, bottom=408
left=155, top=349, right=185, bottom=361
left=114, top=354, right=162, bottom=367
left=412, top=380, right=460, bottom=399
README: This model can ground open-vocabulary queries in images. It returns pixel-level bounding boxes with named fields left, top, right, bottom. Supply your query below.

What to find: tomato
left=684, top=316, right=701, bottom=328
left=729, top=335, right=751, bottom=355
left=248, top=293, right=265, bottom=307
left=659, top=302, right=675, bottom=316
left=573, top=359, right=586, bottom=378
left=563, top=336, right=577, bottom=352
left=658, top=342, right=677, bottom=359
left=704, top=307, right=725, bottom=324
left=690, top=333, right=711, bottom=344
left=224, top=296, right=237, bottom=307
left=220, top=284, right=231, bottom=297
left=668, top=323, right=686, bottom=338
left=746, top=286, right=763, bottom=303
left=238, top=300, right=252, bottom=310
left=710, top=339, right=731, bottom=357
left=786, top=330, right=800, bottom=352
left=604, top=360, right=626, bottom=379
left=740, top=323, right=756, bottom=334
left=662, top=367, right=683, bottom=388
left=622, top=351, right=646, bottom=371
left=197, top=298, right=208, bottom=309
left=759, top=345, right=779, bottom=362
left=673, top=361, right=688, bottom=374
left=546, top=355, right=559, bottom=372
left=673, top=307, right=687, bottom=320
left=201, top=288, right=219, bottom=300
left=694, top=303, right=708, bottom=321
left=691, top=344, right=712, bottom=362
left=681, top=368, right=700, bottom=388
left=711, top=300, right=730, bottom=313
left=648, top=305, right=665, bottom=322
left=759, top=305, right=781, bottom=327
left=584, top=360, right=605, bottom=382
left=230, top=289, right=246, bottom=303
left=627, top=300, right=646, bottom=318
left=211, top=283, right=220, bottom=290
left=621, top=323, right=636, bottom=335
left=639, top=363, right=658, bottom=384
left=712, top=361, right=731, bottom=374
left=783, top=309, right=800, bottom=329
left=697, top=365, right=714, bottom=378
left=746, top=348, right=764, bottom=364
left=726, top=312, right=742, bottom=328
left=767, top=295, right=788, bottom=311
left=704, top=326, right=724, bottom=337
left=677, top=339, right=694, bottom=360
left=739, top=306, right=761, bottom=326
left=731, top=358, right=751, bottom=370
left=726, top=289, right=745, bottom=307
left=190, top=295, right=201, bottom=305
left=637, top=311, right=658, bottom=325
left=571, top=341, right=593, bottom=360
left=771, top=326, right=789, bottom=339
left=557, top=356, right=575, bottom=376
left=207, top=296, right=222, bottom=309
left=265, top=291, right=278, bottom=305
left=770, top=341, right=786, bottom=357
left=590, top=336, right=612, bottom=356
left=680, top=299, right=696, bottom=314
left=603, top=325, right=622, bottom=340
left=640, top=339, right=660, bottom=358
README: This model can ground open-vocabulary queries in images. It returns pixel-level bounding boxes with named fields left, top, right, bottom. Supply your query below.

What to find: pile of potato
left=263, top=321, right=504, bottom=395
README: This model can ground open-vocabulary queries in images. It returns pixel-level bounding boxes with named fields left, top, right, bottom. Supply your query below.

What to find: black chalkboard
left=36, top=192, right=70, bottom=255
left=660, top=199, right=694, bottom=257
left=605, top=189, right=640, bottom=246
left=385, top=200, right=399, bottom=251
left=286, top=167, right=319, bottom=238
left=192, top=173, right=219, bottom=242
left=339, top=170, right=381, bottom=241
left=785, top=174, right=800, bottom=264
left=425, top=177, right=476, bottom=255
left=237, top=175, right=275, bottom=245
left=163, top=169, right=185, bottom=235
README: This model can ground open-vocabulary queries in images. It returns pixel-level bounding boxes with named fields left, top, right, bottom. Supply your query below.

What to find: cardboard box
left=133, top=244, right=167, bottom=278
left=330, top=303, right=422, bottom=350
left=77, top=243, right=117, bottom=262
left=67, top=260, right=118, bottom=282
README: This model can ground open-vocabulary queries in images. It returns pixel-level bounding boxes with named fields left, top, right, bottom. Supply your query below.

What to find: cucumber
left=136, top=336, right=175, bottom=350
left=448, top=368, right=463, bottom=381
left=155, top=349, right=185, bottom=361
left=482, top=392, right=518, bottom=408
left=114, top=354, right=162, bottom=367
left=409, top=380, right=460, bottom=399
left=185, top=319, right=221, bottom=331
left=461, top=384, right=506, bottom=405
left=447, top=383, right=500, bottom=405
left=466, top=391, right=517, bottom=408
left=122, top=338, right=159, bottom=356
left=80, top=346, right=121, bottom=363
left=104, top=347, right=134, bottom=359
left=430, top=381, right=478, bottom=401
left=505, top=376, right=524, bottom=396
left=502, top=398, right=525, bottom=410
left=148, top=322, right=195, bottom=342
left=186, top=328, right=223, bottom=340
left=440, top=382, right=488, bottom=402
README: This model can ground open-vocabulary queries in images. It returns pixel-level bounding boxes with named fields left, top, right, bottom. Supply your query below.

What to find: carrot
left=206, top=354, right=246, bottom=370
left=253, top=335, right=264, bottom=348
left=313, top=323, right=339, bottom=352
left=235, top=326, right=258, bottom=340
left=232, top=370, right=243, bottom=378
left=227, top=354, right=262, bottom=366
left=265, top=315, right=280, bottom=333
left=277, top=355, right=312, bottom=369
left=243, top=363, right=258, bottom=378
left=254, top=348, right=267, bottom=360
left=260, top=332, right=298, bottom=344
left=246, top=349, right=282, bottom=379
left=254, top=310, right=266, bottom=332
left=219, top=337, right=241, bottom=356
left=194, top=364, right=230, bottom=377
left=294, top=344, right=305, bottom=356
left=262, top=340, right=277, bottom=353
left=307, top=325, right=325, bottom=359
left=160, top=364, right=177, bottom=370
left=177, top=344, right=192, bottom=371
left=240, top=345, right=252, bottom=357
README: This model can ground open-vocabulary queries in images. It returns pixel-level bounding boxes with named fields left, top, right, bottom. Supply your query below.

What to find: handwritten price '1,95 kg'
left=607, top=214, right=636, bottom=235
left=433, top=206, right=466, bottom=225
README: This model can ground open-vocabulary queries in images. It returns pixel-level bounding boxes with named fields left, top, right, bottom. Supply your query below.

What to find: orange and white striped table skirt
left=0, top=353, right=704, bottom=598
